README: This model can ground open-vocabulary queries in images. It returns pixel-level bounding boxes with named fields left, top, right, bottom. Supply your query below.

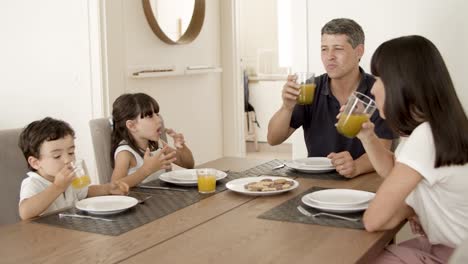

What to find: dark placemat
left=244, top=159, right=347, bottom=181
left=258, top=186, right=365, bottom=229
left=33, top=171, right=248, bottom=236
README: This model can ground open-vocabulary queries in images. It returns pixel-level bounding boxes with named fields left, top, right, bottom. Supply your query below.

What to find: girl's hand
left=141, top=146, right=177, bottom=175
left=108, top=181, right=129, bottom=195
left=166, top=128, right=185, bottom=149
left=54, top=164, right=75, bottom=191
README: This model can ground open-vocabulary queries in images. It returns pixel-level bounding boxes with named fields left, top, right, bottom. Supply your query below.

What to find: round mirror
left=143, top=0, right=205, bottom=45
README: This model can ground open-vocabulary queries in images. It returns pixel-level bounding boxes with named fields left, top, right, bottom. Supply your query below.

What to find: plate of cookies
left=225, top=176, right=299, bottom=196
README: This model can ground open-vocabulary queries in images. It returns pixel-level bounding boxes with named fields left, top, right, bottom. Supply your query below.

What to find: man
left=267, top=18, right=395, bottom=178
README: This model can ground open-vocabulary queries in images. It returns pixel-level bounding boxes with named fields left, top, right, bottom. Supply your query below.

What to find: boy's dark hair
left=111, top=93, right=160, bottom=168
left=371, top=35, right=468, bottom=167
left=18, top=117, right=75, bottom=170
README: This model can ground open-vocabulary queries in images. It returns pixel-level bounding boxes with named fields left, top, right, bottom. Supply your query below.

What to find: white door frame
left=221, top=0, right=246, bottom=157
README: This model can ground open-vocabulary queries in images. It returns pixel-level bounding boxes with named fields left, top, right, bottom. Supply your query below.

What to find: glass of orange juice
left=296, top=72, right=316, bottom=105
left=196, top=168, right=217, bottom=194
left=71, top=159, right=91, bottom=189
left=336, top=92, right=377, bottom=138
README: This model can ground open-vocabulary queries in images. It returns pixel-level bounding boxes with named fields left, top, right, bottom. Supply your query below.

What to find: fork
left=59, top=213, right=115, bottom=222
left=297, top=205, right=360, bottom=222
left=272, top=164, right=285, bottom=170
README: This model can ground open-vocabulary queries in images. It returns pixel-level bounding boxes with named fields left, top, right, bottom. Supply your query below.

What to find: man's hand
left=281, top=75, right=300, bottom=110
left=327, top=151, right=358, bottom=178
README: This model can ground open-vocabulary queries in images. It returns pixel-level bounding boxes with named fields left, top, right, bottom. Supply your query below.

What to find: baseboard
left=246, top=142, right=292, bottom=153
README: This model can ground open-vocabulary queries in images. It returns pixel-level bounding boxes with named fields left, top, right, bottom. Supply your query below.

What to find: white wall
left=103, top=0, right=223, bottom=165
left=0, top=0, right=103, bottom=182
left=292, top=0, right=468, bottom=159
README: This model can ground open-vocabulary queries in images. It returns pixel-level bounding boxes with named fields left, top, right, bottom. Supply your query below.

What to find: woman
left=357, top=35, right=468, bottom=263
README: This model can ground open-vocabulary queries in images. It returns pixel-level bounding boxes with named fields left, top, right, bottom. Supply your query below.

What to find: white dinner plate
left=159, top=169, right=227, bottom=186
left=225, top=176, right=299, bottom=196
left=306, top=189, right=375, bottom=207
left=75, top=196, right=138, bottom=215
left=285, top=157, right=335, bottom=173
left=301, top=194, right=369, bottom=213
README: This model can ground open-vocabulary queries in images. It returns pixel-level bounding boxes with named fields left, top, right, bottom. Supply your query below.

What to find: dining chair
left=89, top=116, right=168, bottom=184
left=0, top=128, right=28, bottom=225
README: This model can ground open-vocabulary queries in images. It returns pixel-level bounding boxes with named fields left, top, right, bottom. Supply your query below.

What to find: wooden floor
left=245, top=141, right=416, bottom=244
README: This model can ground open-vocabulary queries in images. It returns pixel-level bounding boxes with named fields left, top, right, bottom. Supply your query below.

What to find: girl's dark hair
left=110, top=93, right=160, bottom=167
left=18, top=117, right=75, bottom=170
left=371, top=35, right=468, bottom=167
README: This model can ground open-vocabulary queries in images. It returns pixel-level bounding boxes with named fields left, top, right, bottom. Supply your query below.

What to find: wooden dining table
left=0, top=157, right=403, bottom=264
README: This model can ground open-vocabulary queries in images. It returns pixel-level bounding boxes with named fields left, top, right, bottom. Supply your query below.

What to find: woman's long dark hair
left=371, top=35, right=468, bottom=167
left=110, top=93, right=160, bottom=168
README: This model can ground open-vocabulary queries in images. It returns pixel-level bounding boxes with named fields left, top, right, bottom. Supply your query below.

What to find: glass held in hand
left=70, top=159, right=91, bottom=189
left=295, top=72, right=316, bottom=105
left=336, top=91, right=377, bottom=138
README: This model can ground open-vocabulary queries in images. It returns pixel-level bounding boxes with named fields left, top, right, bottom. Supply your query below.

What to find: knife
left=137, top=185, right=190, bottom=192
left=58, top=213, right=115, bottom=222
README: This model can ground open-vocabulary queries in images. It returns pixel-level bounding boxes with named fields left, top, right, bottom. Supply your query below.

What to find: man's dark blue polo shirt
left=290, top=68, right=395, bottom=159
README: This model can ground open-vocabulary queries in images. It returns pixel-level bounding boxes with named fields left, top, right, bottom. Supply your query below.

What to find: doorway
left=237, top=0, right=292, bottom=160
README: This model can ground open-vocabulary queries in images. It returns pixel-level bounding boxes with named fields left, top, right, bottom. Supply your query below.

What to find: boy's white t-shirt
left=114, top=143, right=165, bottom=184
left=396, top=122, right=468, bottom=248
left=19, top=171, right=88, bottom=215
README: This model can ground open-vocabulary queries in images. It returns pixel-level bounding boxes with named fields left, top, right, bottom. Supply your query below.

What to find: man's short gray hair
left=321, top=18, right=365, bottom=48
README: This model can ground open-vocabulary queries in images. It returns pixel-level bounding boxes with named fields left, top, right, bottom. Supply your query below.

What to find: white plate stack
left=285, top=157, right=335, bottom=173
left=301, top=189, right=375, bottom=213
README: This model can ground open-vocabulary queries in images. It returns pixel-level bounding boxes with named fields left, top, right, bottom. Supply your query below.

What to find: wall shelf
left=185, top=66, right=222, bottom=75
left=129, top=65, right=222, bottom=78
left=248, top=74, right=287, bottom=82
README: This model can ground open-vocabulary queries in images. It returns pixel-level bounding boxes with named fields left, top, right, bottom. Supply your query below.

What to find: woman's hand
left=356, top=121, right=378, bottom=144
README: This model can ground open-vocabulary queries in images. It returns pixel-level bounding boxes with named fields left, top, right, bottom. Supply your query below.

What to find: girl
left=358, top=36, right=468, bottom=263
left=110, top=93, right=195, bottom=187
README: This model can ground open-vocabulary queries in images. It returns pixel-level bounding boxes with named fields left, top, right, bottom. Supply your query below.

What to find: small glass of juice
left=196, top=168, right=217, bottom=194
left=336, top=91, right=377, bottom=138
left=296, top=72, right=316, bottom=105
left=71, top=159, right=91, bottom=189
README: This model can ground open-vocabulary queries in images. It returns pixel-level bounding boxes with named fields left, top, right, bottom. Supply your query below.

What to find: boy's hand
left=108, top=181, right=129, bottom=195
left=53, top=164, right=75, bottom=191
left=166, top=128, right=185, bottom=149
left=141, top=146, right=177, bottom=176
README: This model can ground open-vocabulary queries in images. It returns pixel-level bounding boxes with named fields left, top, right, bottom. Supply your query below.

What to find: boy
left=18, top=117, right=129, bottom=220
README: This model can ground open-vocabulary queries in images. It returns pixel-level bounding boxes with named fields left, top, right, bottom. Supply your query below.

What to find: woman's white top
left=19, top=171, right=88, bottom=215
left=114, top=143, right=165, bottom=184
left=396, top=122, right=468, bottom=247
